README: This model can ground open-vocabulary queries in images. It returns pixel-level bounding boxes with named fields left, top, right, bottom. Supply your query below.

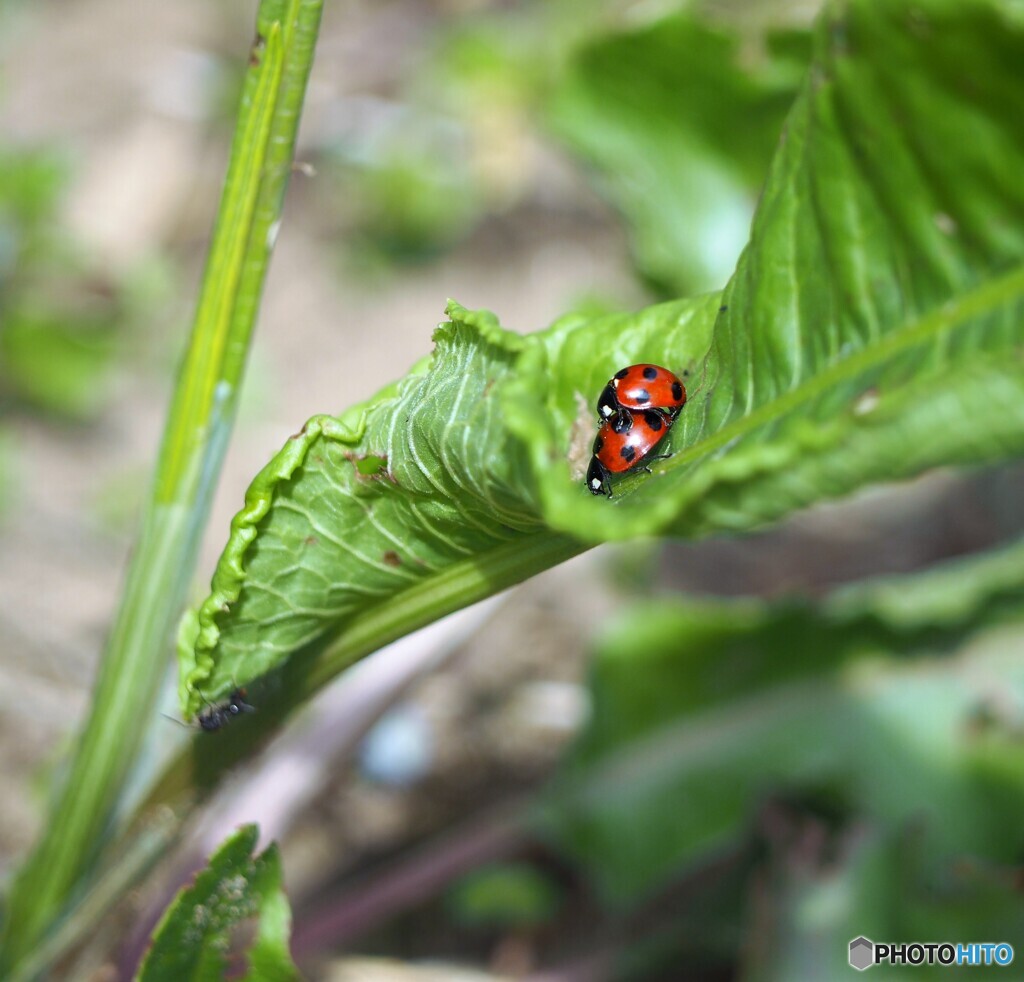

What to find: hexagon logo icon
left=849, top=936, right=874, bottom=971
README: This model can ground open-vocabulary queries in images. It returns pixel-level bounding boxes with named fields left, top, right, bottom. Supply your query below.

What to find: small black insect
left=197, top=688, right=255, bottom=732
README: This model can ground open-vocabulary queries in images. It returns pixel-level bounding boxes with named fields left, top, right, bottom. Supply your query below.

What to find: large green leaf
left=181, top=0, right=1024, bottom=712
left=516, top=0, right=1024, bottom=541
left=541, top=539, right=1024, bottom=905
left=178, top=303, right=553, bottom=713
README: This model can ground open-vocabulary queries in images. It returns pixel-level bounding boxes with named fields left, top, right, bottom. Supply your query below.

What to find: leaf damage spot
left=304, top=535, right=318, bottom=547
left=382, top=550, right=402, bottom=567
left=345, top=451, right=396, bottom=483
left=249, top=32, right=265, bottom=67
left=853, top=388, right=880, bottom=416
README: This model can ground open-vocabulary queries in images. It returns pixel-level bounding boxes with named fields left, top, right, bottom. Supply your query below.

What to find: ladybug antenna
left=160, top=712, right=191, bottom=729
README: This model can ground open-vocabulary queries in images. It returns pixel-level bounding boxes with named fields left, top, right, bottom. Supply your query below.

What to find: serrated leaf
left=137, top=825, right=298, bottom=982
left=183, top=0, right=1024, bottom=711
left=517, top=0, right=1024, bottom=542
left=179, top=303, right=545, bottom=713
left=541, top=540, right=1024, bottom=904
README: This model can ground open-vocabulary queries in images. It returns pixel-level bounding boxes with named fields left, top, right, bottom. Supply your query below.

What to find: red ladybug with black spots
left=587, top=408, right=673, bottom=497
left=597, top=363, right=686, bottom=428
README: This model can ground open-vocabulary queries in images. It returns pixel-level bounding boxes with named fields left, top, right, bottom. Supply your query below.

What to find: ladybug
left=587, top=408, right=673, bottom=497
left=197, top=688, right=254, bottom=732
left=597, top=364, right=686, bottom=427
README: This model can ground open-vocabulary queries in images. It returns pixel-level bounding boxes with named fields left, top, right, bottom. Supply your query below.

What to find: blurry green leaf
left=447, top=863, right=561, bottom=929
left=541, top=540, right=1024, bottom=904
left=581, top=534, right=1024, bottom=760
left=550, top=14, right=808, bottom=295
left=137, top=825, right=298, bottom=982
left=0, top=309, right=118, bottom=418
left=743, top=827, right=1024, bottom=980
left=327, top=115, right=483, bottom=262
left=182, top=0, right=1024, bottom=714
left=0, top=144, right=131, bottom=421
left=0, top=147, right=66, bottom=237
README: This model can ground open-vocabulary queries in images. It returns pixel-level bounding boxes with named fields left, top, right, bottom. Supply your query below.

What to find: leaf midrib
left=668, top=261, right=1024, bottom=473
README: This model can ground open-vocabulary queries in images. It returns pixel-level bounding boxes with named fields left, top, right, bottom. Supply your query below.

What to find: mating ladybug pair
left=586, top=364, right=686, bottom=497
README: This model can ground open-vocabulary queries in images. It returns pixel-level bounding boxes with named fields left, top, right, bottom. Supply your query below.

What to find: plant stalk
left=0, top=1, right=325, bottom=973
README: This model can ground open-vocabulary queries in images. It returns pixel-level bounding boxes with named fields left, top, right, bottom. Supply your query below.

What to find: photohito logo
left=849, top=937, right=1014, bottom=970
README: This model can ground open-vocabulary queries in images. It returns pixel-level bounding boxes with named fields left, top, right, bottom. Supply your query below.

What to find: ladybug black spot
left=593, top=435, right=604, bottom=453
left=644, top=411, right=663, bottom=431
left=672, top=381, right=683, bottom=400
left=643, top=366, right=658, bottom=380
left=614, top=368, right=629, bottom=379
left=620, top=445, right=636, bottom=463
left=634, top=388, right=651, bottom=405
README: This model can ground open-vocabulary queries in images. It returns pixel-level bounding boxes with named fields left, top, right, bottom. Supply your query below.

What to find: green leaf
left=447, top=863, right=561, bottom=929
left=549, top=13, right=808, bottom=295
left=541, top=539, right=1024, bottom=904
left=179, top=302, right=547, bottom=713
left=137, top=825, right=298, bottom=982
left=519, top=0, right=1024, bottom=542
left=182, top=0, right=1024, bottom=711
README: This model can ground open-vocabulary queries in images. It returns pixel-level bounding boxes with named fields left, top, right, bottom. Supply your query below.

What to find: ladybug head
left=596, top=383, right=618, bottom=420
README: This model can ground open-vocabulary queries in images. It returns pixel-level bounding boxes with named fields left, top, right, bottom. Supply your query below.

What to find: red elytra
left=597, top=364, right=686, bottom=424
left=587, top=408, right=673, bottom=497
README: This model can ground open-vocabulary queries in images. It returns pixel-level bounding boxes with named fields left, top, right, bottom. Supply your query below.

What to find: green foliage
left=536, top=541, right=1024, bottom=972
left=181, top=0, right=1024, bottom=716
left=8, top=0, right=1024, bottom=976
left=0, top=309, right=118, bottom=417
left=137, top=825, right=298, bottom=982
left=550, top=538, right=1024, bottom=889
left=447, top=863, right=561, bottom=929
left=549, top=14, right=809, bottom=295
left=323, top=112, right=484, bottom=262
left=0, top=147, right=125, bottom=419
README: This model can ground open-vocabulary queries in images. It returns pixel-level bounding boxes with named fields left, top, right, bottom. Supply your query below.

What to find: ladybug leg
left=633, top=453, right=672, bottom=475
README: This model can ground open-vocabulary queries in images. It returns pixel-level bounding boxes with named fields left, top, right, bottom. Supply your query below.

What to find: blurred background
left=2, top=0, right=1023, bottom=979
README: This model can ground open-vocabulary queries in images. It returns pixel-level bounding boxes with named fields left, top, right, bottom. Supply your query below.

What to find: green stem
left=3, top=533, right=585, bottom=974
left=0, top=1, right=324, bottom=974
